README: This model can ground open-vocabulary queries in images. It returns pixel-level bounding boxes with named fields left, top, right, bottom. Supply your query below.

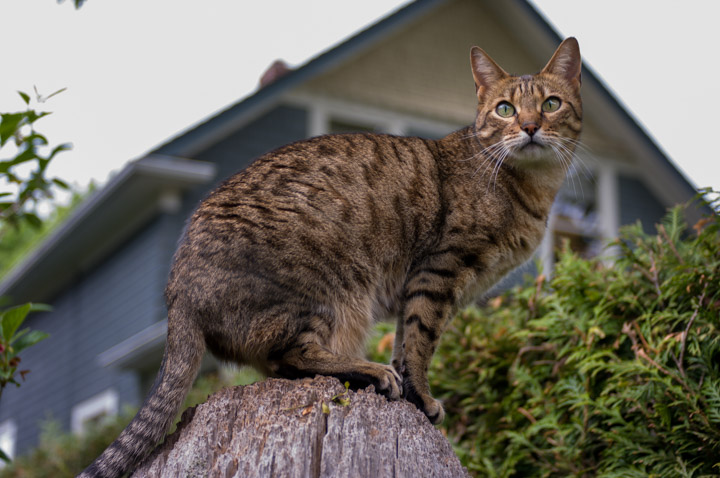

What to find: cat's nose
left=522, top=122, right=539, bottom=136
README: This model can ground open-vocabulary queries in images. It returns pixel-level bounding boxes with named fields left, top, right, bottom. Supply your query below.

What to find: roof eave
left=0, top=155, right=217, bottom=303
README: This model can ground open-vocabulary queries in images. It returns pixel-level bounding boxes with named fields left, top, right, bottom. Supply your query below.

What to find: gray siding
left=0, top=215, right=169, bottom=454
left=619, top=175, right=668, bottom=234
left=196, top=105, right=309, bottom=182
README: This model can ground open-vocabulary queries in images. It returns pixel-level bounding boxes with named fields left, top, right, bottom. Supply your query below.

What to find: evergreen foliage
left=430, top=200, right=720, bottom=477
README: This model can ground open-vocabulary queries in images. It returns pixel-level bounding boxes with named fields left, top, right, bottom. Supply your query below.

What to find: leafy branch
left=0, top=304, right=50, bottom=463
left=0, top=89, right=71, bottom=234
left=0, top=304, right=51, bottom=401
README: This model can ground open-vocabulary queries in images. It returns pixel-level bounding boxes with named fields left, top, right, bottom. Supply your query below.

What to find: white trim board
left=0, top=420, right=17, bottom=463
left=284, top=93, right=462, bottom=137
left=71, top=389, right=119, bottom=434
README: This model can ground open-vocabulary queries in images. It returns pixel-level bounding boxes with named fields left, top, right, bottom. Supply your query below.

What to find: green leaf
left=10, top=328, right=29, bottom=344
left=0, top=112, right=25, bottom=147
left=23, top=133, right=49, bottom=147
left=23, top=213, right=43, bottom=229
left=47, top=142, right=72, bottom=161
left=24, top=111, right=50, bottom=124
left=0, top=447, right=10, bottom=464
left=43, top=87, right=67, bottom=102
left=1, top=303, right=32, bottom=342
left=8, top=146, right=38, bottom=166
left=28, top=303, right=52, bottom=313
left=52, top=178, right=70, bottom=190
left=11, top=329, right=49, bottom=353
left=18, top=91, right=31, bottom=105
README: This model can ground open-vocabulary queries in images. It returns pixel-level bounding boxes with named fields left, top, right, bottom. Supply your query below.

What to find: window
left=0, top=420, right=17, bottom=464
left=296, top=94, right=459, bottom=139
left=71, top=389, right=119, bottom=434
left=551, top=172, right=602, bottom=259
left=540, top=161, right=619, bottom=275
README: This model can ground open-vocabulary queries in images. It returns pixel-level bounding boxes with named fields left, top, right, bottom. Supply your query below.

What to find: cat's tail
left=78, top=310, right=205, bottom=478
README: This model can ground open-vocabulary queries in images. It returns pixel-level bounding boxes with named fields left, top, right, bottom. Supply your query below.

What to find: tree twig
left=678, top=283, right=707, bottom=378
left=657, top=223, right=684, bottom=264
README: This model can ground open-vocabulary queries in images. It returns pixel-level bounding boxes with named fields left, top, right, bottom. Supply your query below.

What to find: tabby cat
left=81, top=37, right=582, bottom=477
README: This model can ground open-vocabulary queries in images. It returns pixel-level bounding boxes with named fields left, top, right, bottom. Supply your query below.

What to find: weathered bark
left=133, top=376, right=469, bottom=478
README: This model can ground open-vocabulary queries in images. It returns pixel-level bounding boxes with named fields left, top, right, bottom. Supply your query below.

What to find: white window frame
left=285, top=92, right=460, bottom=138
left=541, top=154, right=623, bottom=275
left=71, top=388, right=119, bottom=434
left=0, top=420, right=17, bottom=465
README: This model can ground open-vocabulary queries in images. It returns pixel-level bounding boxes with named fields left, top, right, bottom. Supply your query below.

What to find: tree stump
left=132, top=375, right=469, bottom=478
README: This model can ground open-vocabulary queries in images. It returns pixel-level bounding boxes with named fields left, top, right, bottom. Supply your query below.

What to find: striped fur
left=80, top=38, right=582, bottom=477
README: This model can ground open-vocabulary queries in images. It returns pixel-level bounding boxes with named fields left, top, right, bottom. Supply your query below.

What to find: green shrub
left=0, top=409, right=134, bottom=478
left=430, top=202, right=720, bottom=477
left=179, top=366, right=263, bottom=416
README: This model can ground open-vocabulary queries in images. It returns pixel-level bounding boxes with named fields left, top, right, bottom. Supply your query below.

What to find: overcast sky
left=1, top=1, right=719, bottom=202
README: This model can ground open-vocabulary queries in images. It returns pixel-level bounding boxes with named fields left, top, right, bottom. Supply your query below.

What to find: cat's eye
left=542, top=97, right=561, bottom=113
left=496, top=102, right=515, bottom=118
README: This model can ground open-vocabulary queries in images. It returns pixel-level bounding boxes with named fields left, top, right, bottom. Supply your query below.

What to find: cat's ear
left=470, top=46, right=509, bottom=100
left=541, top=37, right=582, bottom=89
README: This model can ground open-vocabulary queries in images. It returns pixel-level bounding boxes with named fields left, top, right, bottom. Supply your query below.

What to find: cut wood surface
left=132, top=375, right=469, bottom=478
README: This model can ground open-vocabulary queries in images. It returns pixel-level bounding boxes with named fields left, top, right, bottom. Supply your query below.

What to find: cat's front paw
left=417, top=395, right=445, bottom=424
left=374, top=363, right=403, bottom=401
left=403, top=383, right=445, bottom=424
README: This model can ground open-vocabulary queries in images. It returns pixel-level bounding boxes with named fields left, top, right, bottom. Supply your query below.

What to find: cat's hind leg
left=268, top=340, right=403, bottom=401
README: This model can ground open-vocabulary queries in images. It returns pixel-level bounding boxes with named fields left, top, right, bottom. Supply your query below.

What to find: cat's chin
left=515, top=142, right=546, bottom=158
left=509, top=144, right=556, bottom=166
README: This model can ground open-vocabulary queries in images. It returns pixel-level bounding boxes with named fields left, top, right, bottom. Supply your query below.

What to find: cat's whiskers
left=549, top=143, right=582, bottom=199
left=471, top=141, right=509, bottom=192
left=464, top=139, right=505, bottom=162
left=460, top=129, right=483, bottom=141
left=545, top=135, right=596, bottom=201
left=467, top=151, right=498, bottom=183
left=549, top=136, right=592, bottom=186
left=486, top=145, right=511, bottom=193
left=547, top=137, right=576, bottom=167
left=469, top=141, right=506, bottom=175
left=555, top=136, right=591, bottom=155
left=553, top=136, right=594, bottom=181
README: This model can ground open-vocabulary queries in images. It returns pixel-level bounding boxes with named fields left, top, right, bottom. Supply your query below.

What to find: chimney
left=259, top=60, right=291, bottom=88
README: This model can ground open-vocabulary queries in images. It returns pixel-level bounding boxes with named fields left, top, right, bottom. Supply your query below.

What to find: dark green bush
left=430, top=202, right=720, bottom=477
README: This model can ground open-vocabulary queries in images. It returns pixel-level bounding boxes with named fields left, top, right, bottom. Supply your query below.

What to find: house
left=0, top=0, right=700, bottom=456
